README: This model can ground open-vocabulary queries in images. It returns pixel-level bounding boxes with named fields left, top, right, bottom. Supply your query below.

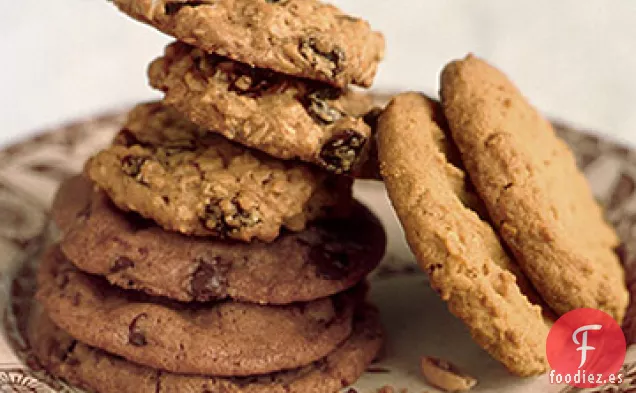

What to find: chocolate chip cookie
left=29, top=303, right=383, bottom=393
left=52, top=175, right=386, bottom=304
left=148, top=42, right=374, bottom=174
left=377, top=92, right=550, bottom=376
left=440, top=55, right=628, bottom=322
left=87, top=102, right=352, bottom=243
left=36, top=246, right=360, bottom=376
left=111, top=0, right=385, bottom=88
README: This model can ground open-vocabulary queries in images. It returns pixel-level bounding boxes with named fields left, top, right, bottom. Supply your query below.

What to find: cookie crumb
left=420, top=356, right=477, bottom=392
left=377, top=386, right=395, bottom=393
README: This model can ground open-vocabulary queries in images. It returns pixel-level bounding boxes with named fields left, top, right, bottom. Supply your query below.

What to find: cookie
left=440, top=55, right=628, bottom=321
left=87, top=102, right=352, bottom=243
left=377, top=92, right=550, bottom=376
left=52, top=175, right=386, bottom=304
left=148, top=42, right=374, bottom=174
left=36, top=246, right=360, bottom=377
left=28, top=303, right=383, bottom=393
left=111, top=0, right=384, bottom=88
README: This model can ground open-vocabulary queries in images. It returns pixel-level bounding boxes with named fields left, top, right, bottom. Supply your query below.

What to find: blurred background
left=2, top=0, right=636, bottom=147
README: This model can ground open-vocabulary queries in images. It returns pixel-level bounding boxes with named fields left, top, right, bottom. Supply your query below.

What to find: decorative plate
left=0, top=108, right=635, bottom=393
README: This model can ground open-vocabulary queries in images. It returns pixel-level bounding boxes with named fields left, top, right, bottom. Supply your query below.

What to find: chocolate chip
left=311, top=245, right=351, bottom=280
left=121, top=155, right=147, bottom=178
left=319, top=130, right=366, bottom=174
left=128, top=313, right=148, bottom=347
left=299, top=38, right=346, bottom=77
left=191, top=256, right=232, bottom=301
left=298, top=229, right=354, bottom=280
left=110, top=256, right=135, bottom=274
left=164, top=1, right=205, bottom=16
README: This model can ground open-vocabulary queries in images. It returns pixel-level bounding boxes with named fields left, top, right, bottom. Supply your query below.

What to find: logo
left=572, top=324, right=602, bottom=368
left=546, top=308, right=626, bottom=388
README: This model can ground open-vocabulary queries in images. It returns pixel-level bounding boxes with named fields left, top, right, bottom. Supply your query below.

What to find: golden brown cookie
left=110, top=0, right=385, bottom=88
left=377, top=92, right=550, bottom=376
left=440, top=55, right=628, bottom=321
left=52, top=175, right=386, bottom=304
left=148, top=42, right=374, bottom=174
left=36, top=245, right=361, bottom=377
left=87, top=102, right=352, bottom=243
left=28, top=303, right=384, bottom=393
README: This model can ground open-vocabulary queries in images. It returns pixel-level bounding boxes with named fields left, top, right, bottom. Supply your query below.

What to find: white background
left=2, top=1, right=636, bottom=147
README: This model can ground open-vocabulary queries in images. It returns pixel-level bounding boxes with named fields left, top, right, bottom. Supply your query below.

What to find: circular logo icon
left=546, top=308, right=626, bottom=388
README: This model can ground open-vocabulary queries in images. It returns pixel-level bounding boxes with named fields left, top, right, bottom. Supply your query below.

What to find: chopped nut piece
left=420, top=356, right=477, bottom=392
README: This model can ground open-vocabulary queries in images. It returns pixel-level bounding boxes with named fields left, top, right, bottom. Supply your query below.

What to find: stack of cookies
left=378, top=56, right=629, bottom=379
left=28, top=1, right=387, bottom=392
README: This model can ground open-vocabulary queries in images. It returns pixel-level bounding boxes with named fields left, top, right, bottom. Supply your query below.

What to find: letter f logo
left=572, top=324, right=603, bottom=368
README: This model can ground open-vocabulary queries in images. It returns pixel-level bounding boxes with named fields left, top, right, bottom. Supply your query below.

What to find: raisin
left=305, top=88, right=344, bottom=124
left=299, top=38, right=346, bottom=77
left=319, top=130, right=366, bottom=174
left=228, top=69, right=279, bottom=98
left=202, top=201, right=228, bottom=234
left=121, top=156, right=147, bottom=178
left=190, top=256, right=232, bottom=301
left=201, top=199, right=261, bottom=235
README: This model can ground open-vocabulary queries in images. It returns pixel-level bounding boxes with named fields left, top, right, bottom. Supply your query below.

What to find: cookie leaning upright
left=111, top=0, right=385, bottom=88
left=377, top=92, right=550, bottom=377
left=440, top=55, right=628, bottom=321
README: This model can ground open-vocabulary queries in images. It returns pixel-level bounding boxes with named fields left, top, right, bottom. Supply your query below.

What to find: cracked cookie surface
left=377, top=92, right=550, bottom=376
left=53, top=175, right=386, bottom=304
left=111, top=0, right=384, bottom=88
left=440, top=55, right=628, bottom=322
left=28, top=302, right=383, bottom=393
left=149, top=42, right=374, bottom=174
left=36, top=245, right=361, bottom=377
left=87, top=102, right=352, bottom=242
